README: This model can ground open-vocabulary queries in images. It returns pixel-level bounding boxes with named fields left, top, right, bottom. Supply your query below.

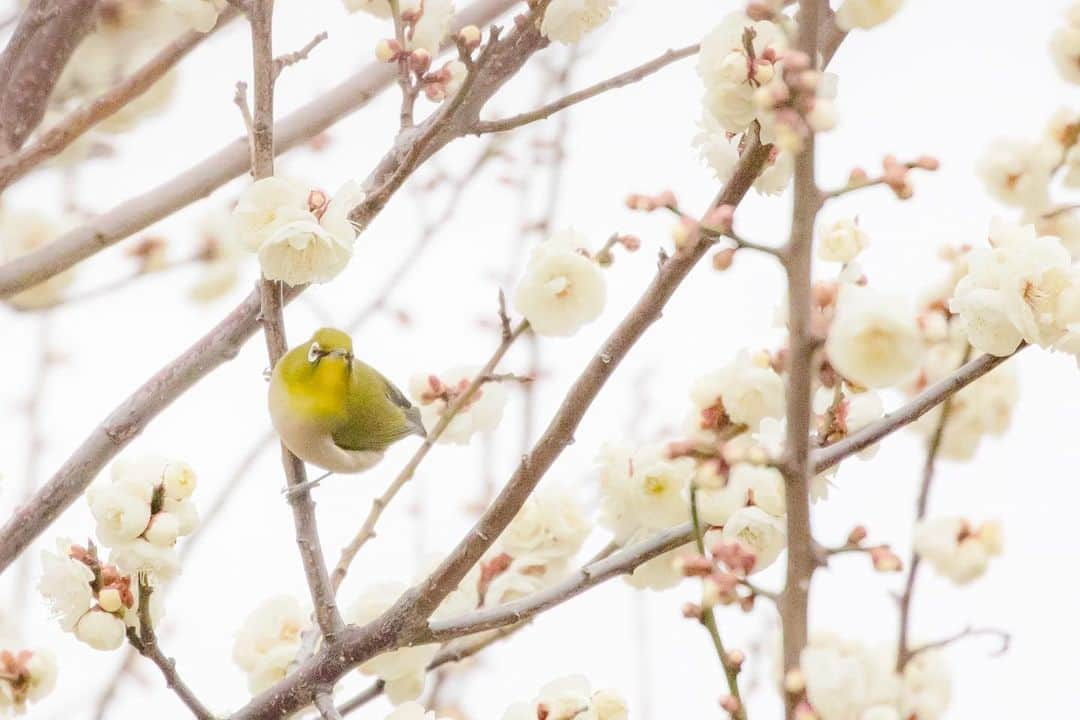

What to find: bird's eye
left=308, top=343, right=323, bottom=363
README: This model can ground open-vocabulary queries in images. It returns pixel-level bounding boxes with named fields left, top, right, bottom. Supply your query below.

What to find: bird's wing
left=331, top=365, right=417, bottom=452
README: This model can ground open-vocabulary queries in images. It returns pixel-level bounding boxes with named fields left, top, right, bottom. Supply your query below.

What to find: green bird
left=268, top=327, right=426, bottom=476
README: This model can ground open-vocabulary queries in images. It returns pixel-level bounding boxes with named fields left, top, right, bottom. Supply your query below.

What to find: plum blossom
left=163, top=0, right=227, bottom=32
left=233, top=177, right=363, bottom=286
left=541, top=0, right=616, bottom=44
left=697, top=462, right=785, bottom=527
left=1051, top=3, right=1080, bottom=84
left=913, top=517, right=1002, bottom=584
left=827, top=284, right=924, bottom=388
left=0, top=647, right=58, bottom=714
left=949, top=219, right=1078, bottom=356
left=500, top=675, right=628, bottom=720
left=976, top=139, right=1057, bottom=214
left=233, top=596, right=309, bottom=695
left=496, top=486, right=590, bottom=562
left=343, top=0, right=392, bottom=17
left=407, top=0, right=455, bottom=53
left=408, top=366, right=508, bottom=444
left=688, top=352, right=785, bottom=443
left=719, top=505, right=786, bottom=572
left=38, top=540, right=94, bottom=632
left=513, top=229, right=607, bottom=337
left=0, top=209, right=74, bottom=309
left=835, top=0, right=904, bottom=31
left=817, top=217, right=869, bottom=264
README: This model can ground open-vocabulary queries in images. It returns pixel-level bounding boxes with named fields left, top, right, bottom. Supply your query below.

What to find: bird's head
left=306, top=327, right=354, bottom=367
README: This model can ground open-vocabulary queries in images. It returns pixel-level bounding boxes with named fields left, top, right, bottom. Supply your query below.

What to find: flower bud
left=720, top=695, right=741, bottom=715
left=162, top=462, right=196, bottom=500
left=375, top=39, right=399, bottom=63
left=458, top=24, right=482, bottom=48
left=98, top=587, right=123, bottom=613
left=75, top=610, right=126, bottom=651
left=712, top=248, right=736, bottom=271
left=870, top=546, right=903, bottom=572
left=846, top=525, right=868, bottom=546
left=783, top=668, right=806, bottom=694
left=409, top=48, right=432, bottom=74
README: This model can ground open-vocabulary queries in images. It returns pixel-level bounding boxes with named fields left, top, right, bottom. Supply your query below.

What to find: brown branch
left=0, top=7, right=239, bottom=192
left=246, top=0, right=345, bottom=645
left=811, top=349, right=1022, bottom=474
left=472, top=43, right=699, bottom=134
left=273, top=31, right=328, bottom=79
left=778, top=6, right=825, bottom=718
left=126, top=578, right=214, bottom=720
left=905, top=625, right=1011, bottom=662
left=0, top=0, right=98, bottom=153
left=0, top=0, right=521, bottom=299
left=329, top=318, right=529, bottom=592
left=314, top=692, right=342, bottom=720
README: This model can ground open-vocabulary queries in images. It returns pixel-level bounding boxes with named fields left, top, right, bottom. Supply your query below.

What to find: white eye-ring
left=308, top=343, right=323, bottom=363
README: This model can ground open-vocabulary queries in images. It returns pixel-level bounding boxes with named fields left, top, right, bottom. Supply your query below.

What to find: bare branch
left=126, top=578, right=214, bottom=720
left=0, top=0, right=521, bottom=300
left=473, top=43, right=699, bottom=135
left=0, top=0, right=98, bottom=153
left=314, top=692, right=343, bottom=720
left=329, top=318, right=529, bottom=592
left=0, top=7, right=240, bottom=192
left=274, top=31, right=328, bottom=79
left=906, top=626, right=1011, bottom=661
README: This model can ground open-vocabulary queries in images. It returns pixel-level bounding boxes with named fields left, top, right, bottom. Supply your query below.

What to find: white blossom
left=513, top=229, right=607, bottom=337
left=233, top=177, right=362, bottom=286
left=688, top=352, right=785, bottom=442
left=976, top=139, right=1058, bottom=214
left=162, top=461, right=196, bottom=500
left=189, top=207, right=249, bottom=302
left=827, top=284, right=923, bottom=388
left=698, top=462, right=784, bottom=526
left=497, top=486, right=590, bottom=562
left=74, top=609, right=127, bottom=651
left=913, top=517, right=1002, bottom=584
left=949, top=219, right=1077, bottom=356
left=343, top=0, right=392, bottom=17
left=86, top=484, right=151, bottom=547
left=501, top=675, right=628, bottom=720
left=233, top=596, right=309, bottom=695
left=144, top=512, right=181, bottom=548
left=899, top=649, right=951, bottom=720
left=835, top=0, right=903, bottom=31
left=163, top=0, right=226, bottom=32
left=720, top=506, right=786, bottom=572
left=1052, top=5, right=1080, bottom=84
left=406, top=0, right=455, bottom=53
left=38, top=540, right=93, bottom=632
left=409, top=366, right=507, bottom=444
left=163, top=497, right=200, bottom=536
left=698, top=12, right=788, bottom=135
left=800, top=633, right=900, bottom=720
left=0, top=209, right=74, bottom=309
left=818, top=217, right=870, bottom=264
left=22, top=650, right=58, bottom=705
left=598, top=443, right=692, bottom=541
left=109, top=538, right=180, bottom=580
left=540, top=0, right=616, bottom=44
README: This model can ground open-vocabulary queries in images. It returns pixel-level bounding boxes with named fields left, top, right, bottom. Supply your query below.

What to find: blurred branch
left=0, top=0, right=521, bottom=300
left=473, top=43, right=700, bottom=135
left=0, top=7, right=240, bottom=192
left=0, top=0, right=98, bottom=154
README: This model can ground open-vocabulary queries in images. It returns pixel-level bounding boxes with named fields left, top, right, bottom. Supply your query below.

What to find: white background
left=2, top=0, right=1079, bottom=718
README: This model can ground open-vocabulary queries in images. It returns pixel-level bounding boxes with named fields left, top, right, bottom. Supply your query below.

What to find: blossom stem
left=691, top=487, right=748, bottom=720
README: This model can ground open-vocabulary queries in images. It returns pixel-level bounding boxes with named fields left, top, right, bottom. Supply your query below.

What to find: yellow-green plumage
left=268, top=328, right=424, bottom=473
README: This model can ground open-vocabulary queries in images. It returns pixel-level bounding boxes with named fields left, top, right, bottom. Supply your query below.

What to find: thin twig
left=273, top=31, right=328, bottom=79
left=314, top=692, right=343, bottom=720
left=690, top=487, right=746, bottom=720
left=473, top=43, right=699, bottom=134
left=329, top=317, right=529, bottom=591
left=896, top=345, right=972, bottom=670
left=905, top=625, right=1011, bottom=662
left=126, top=578, right=214, bottom=720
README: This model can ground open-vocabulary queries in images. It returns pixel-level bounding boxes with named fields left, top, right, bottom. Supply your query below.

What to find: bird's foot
left=281, top=470, right=334, bottom=498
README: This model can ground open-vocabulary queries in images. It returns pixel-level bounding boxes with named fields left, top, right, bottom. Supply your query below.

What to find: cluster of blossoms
left=513, top=229, right=609, bottom=337
left=233, top=487, right=588, bottom=701
left=39, top=456, right=196, bottom=651
left=408, top=367, right=508, bottom=445
left=163, top=0, right=227, bottom=32
left=501, top=675, right=628, bottom=720
left=0, top=644, right=57, bottom=715
left=232, top=177, right=364, bottom=286
left=794, top=632, right=950, bottom=720
left=912, top=517, right=1002, bottom=585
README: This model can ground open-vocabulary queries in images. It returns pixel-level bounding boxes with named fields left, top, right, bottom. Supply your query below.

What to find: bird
left=268, top=327, right=425, bottom=488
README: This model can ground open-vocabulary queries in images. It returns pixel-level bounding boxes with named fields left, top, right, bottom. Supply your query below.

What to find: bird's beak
left=405, top=406, right=427, bottom=438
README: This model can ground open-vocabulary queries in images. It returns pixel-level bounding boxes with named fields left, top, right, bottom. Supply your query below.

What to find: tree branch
left=472, top=43, right=700, bottom=135
left=126, top=578, right=214, bottom=720
left=0, top=0, right=521, bottom=299
left=0, top=7, right=240, bottom=192
left=0, top=0, right=99, bottom=153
